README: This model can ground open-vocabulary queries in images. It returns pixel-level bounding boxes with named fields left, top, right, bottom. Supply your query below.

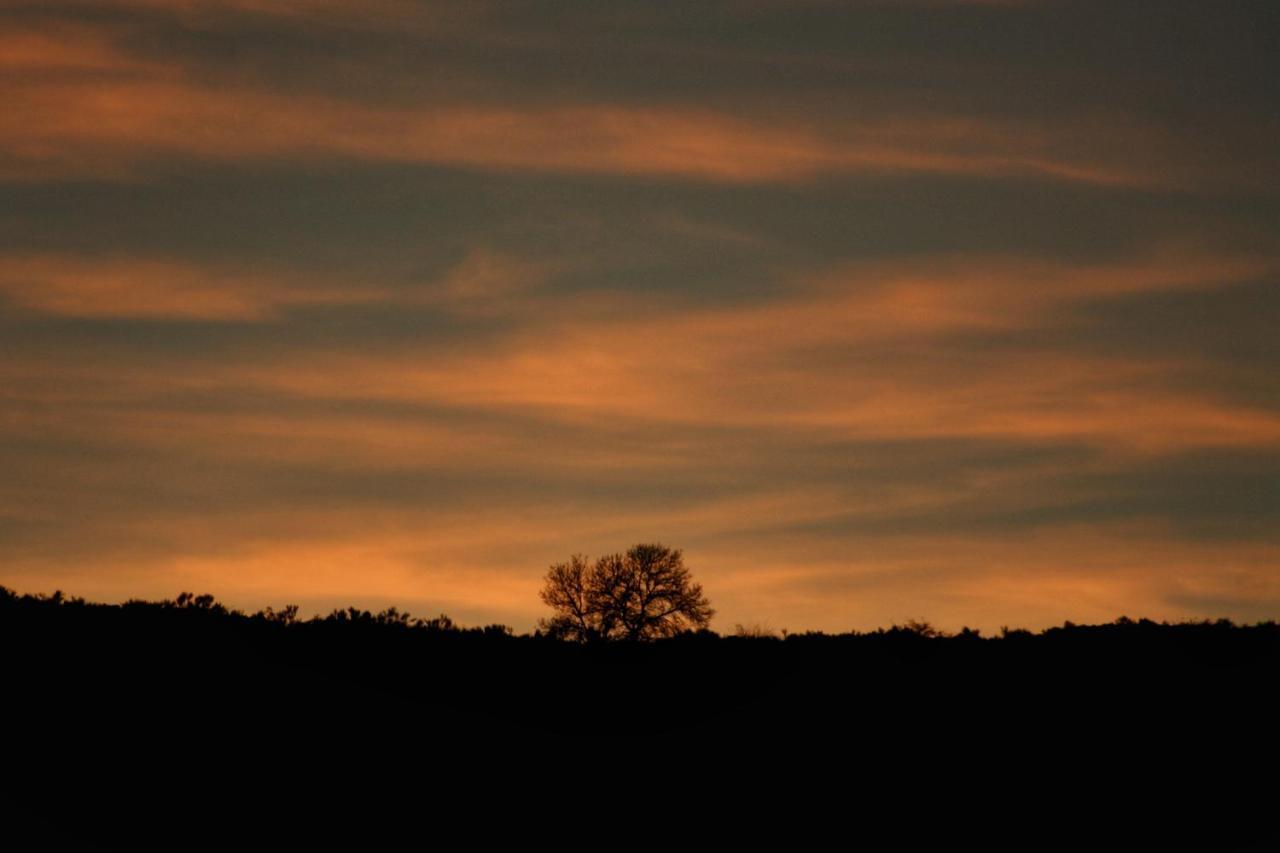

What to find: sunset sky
left=2, top=0, right=1278, bottom=632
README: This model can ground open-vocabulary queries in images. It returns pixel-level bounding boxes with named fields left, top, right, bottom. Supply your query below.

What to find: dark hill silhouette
left=2, top=585, right=1277, bottom=851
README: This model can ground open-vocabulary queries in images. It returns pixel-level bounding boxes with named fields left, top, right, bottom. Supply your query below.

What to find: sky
left=2, top=0, right=1278, bottom=633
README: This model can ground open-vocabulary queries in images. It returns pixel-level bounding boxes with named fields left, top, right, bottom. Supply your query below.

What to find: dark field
left=4, top=588, right=1276, bottom=851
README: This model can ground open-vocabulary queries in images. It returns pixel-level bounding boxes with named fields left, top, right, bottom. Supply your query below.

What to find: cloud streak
left=0, top=17, right=1219, bottom=189
left=0, top=79, right=1168, bottom=185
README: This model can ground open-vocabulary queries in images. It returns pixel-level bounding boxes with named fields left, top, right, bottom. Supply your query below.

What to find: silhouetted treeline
left=9, top=584, right=1277, bottom=644
left=4, top=585, right=1277, bottom=851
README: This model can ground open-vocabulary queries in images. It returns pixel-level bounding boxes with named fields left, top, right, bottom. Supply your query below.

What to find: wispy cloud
left=0, top=81, right=1150, bottom=184
left=0, top=254, right=379, bottom=320
left=0, top=29, right=1188, bottom=187
left=0, top=248, right=557, bottom=320
left=4, top=1, right=1276, bottom=190
left=5, top=247, right=1275, bottom=453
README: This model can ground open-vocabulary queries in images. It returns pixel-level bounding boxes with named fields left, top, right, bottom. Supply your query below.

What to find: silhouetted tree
left=539, top=543, right=714, bottom=642
left=418, top=613, right=456, bottom=631
left=257, top=604, right=300, bottom=625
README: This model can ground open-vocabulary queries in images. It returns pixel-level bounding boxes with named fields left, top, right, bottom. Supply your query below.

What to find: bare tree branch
left=538, top=543, right=714, bottom=642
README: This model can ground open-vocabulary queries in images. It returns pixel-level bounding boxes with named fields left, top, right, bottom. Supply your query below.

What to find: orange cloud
left=149, top=249, right=1270, bottom=453
left=0, top=254, right=384, bottom=320
left=0, top=248, right=557, bottom=320
left=0, top=38, right=1173, bottom=186
left=4, top=278, right=1277, bottom=632
left=0, top=26, right=155, bottom=73
left=4, top=249, right=1273, bottom=453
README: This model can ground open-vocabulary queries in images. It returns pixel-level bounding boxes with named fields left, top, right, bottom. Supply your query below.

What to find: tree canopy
left=539, top=543, right=714, bottom=642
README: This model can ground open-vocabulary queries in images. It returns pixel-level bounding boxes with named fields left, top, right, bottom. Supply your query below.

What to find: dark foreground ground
left=3, top=588, right=1277, bottom=851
